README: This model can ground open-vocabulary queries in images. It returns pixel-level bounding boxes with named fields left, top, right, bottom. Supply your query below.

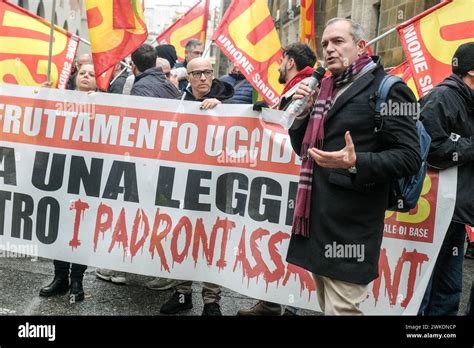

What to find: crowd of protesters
left=31, top=19, right=473, bottom=316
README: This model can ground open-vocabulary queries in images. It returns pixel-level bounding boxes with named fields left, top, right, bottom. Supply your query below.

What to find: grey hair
left=185, top=39, right=203, bottom=52
left=326, top=18, right=366, bottom=42
left=155, top=57, right=170, bottom=69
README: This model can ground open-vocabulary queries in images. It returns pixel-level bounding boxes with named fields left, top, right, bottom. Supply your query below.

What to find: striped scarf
left=292, top=53, right=373, bottom=237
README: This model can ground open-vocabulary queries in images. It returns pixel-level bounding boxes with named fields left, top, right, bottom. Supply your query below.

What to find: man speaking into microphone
left=285, top=18, right=421, bottom=315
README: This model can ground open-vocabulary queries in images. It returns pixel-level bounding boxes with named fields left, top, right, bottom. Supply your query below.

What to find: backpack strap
left=374, top=75, right=404, bottom=133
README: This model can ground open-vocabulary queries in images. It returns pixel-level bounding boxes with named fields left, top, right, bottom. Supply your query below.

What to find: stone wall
left=273, top=0, right=443, bottom=68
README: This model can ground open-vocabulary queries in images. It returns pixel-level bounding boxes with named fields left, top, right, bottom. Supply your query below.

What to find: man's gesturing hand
left=308, top=131, right=356, bottom=169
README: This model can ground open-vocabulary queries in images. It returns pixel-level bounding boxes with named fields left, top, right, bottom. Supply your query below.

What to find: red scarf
left=281, top=66, right=314, bottom=95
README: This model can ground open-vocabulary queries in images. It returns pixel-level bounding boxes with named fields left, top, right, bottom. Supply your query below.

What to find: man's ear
left=288, top=57, right=296, bottom=70
left=357, top=39, right=367, bottom=55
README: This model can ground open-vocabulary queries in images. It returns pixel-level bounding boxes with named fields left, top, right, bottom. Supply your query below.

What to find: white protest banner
left=0, top=84, right=456, bottom=313
left=364, top=167, right=457, bottom=314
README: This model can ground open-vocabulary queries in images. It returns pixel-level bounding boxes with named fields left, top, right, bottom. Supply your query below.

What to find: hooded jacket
left=131, top=67, right=180, bottom=99
left=183, top=78, right=234, bottom=102
left=420, top=74, right=474, bottom=225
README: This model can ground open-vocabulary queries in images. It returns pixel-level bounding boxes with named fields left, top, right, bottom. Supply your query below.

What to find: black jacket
left=420, top=74, right=474, bottom=225
left=286, top=58, right=421, bottom=285
left=131, top=67, right=180, bottom=99
left=107, top=69, right=129, bottom=94
left=183, top=79, right=234, bottom=102
left=67, top=70, right=77, bottom=90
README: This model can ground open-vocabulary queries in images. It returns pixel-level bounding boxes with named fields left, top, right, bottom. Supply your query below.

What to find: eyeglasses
left=189, top=70, right=213, bottom=78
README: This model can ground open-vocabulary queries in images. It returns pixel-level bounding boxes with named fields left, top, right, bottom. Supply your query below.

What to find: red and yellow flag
left=397, top=0, right=474, bottom=97
left=467, top=225, right=474, bottom=242
left=156, top=0, right=209, bottom=61
left=389, top=61, right=420, bottom=100
left=85, top=0, right=148, bottom=90
left=300, top=0, right=316, bottom=53
left=0, top=1, right=79, bottom=88
left=213, top=0, right=283, bottom=106
left=95, top=67, right=115, bottom=92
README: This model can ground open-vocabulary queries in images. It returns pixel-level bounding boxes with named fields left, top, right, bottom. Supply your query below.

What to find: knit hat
left=452, top=42, right=474, bottom=76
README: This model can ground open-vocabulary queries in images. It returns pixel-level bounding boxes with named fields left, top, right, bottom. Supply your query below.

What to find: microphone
left=280, top=66, right=326, bottom=129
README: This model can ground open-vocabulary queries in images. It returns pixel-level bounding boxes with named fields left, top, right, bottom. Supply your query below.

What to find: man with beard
left=277, top=43, right=319, bottom=111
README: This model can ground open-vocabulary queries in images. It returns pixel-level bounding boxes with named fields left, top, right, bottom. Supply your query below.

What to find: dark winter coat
left=420, top=74, right=474, bottom=225
left=220, top=73, right=253, bottom=104
left=286, top=58, right=422, bottom=285
left=107, top=69, right=129, bottom=94
left=183, top=78, right=234, bottom=102
left=67, top=70, right=77, bottom=90
left=131, top=67, right=180, bottom=99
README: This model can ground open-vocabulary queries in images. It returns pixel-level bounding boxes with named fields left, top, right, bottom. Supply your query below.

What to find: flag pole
left=366, top=27, right=397, bottom=47
left=202, top=41, right=213, bottom=58
left=78, top=36, right=91, bottom=45
left=366, top=0, right=450, bottom=47
left=46, top=0, right=57, bottom=83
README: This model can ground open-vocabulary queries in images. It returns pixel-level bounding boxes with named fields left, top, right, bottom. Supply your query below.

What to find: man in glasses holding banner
left=160, top=57, right=234, bottom=316
left=181, top=57, right=234, bottom=109
left=285, top=18, right=421, bottom=315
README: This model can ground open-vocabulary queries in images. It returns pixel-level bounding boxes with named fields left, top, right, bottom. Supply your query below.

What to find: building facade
left=271, top=0, right=442, bottom=68
left=9, top=0, right=90, bottom=54
left=144, top=1, right=191, bottom=40
left=9, top=1, right=445, bottom=74
left=215, top=0, right=442, bottom=79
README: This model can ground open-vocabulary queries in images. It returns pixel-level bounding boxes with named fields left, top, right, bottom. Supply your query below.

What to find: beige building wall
left=10, top=0, right=90, bottom=54
left=271, top=0, right=443, bottom=68
left=350, top=0, right=381, bottom=44
left=377, top=0, right=440, bottom=68
left=8, top=0, right=446, bottom=70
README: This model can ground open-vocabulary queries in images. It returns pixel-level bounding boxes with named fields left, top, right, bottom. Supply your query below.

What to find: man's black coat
left=287, top=59, right=421, bottom=285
